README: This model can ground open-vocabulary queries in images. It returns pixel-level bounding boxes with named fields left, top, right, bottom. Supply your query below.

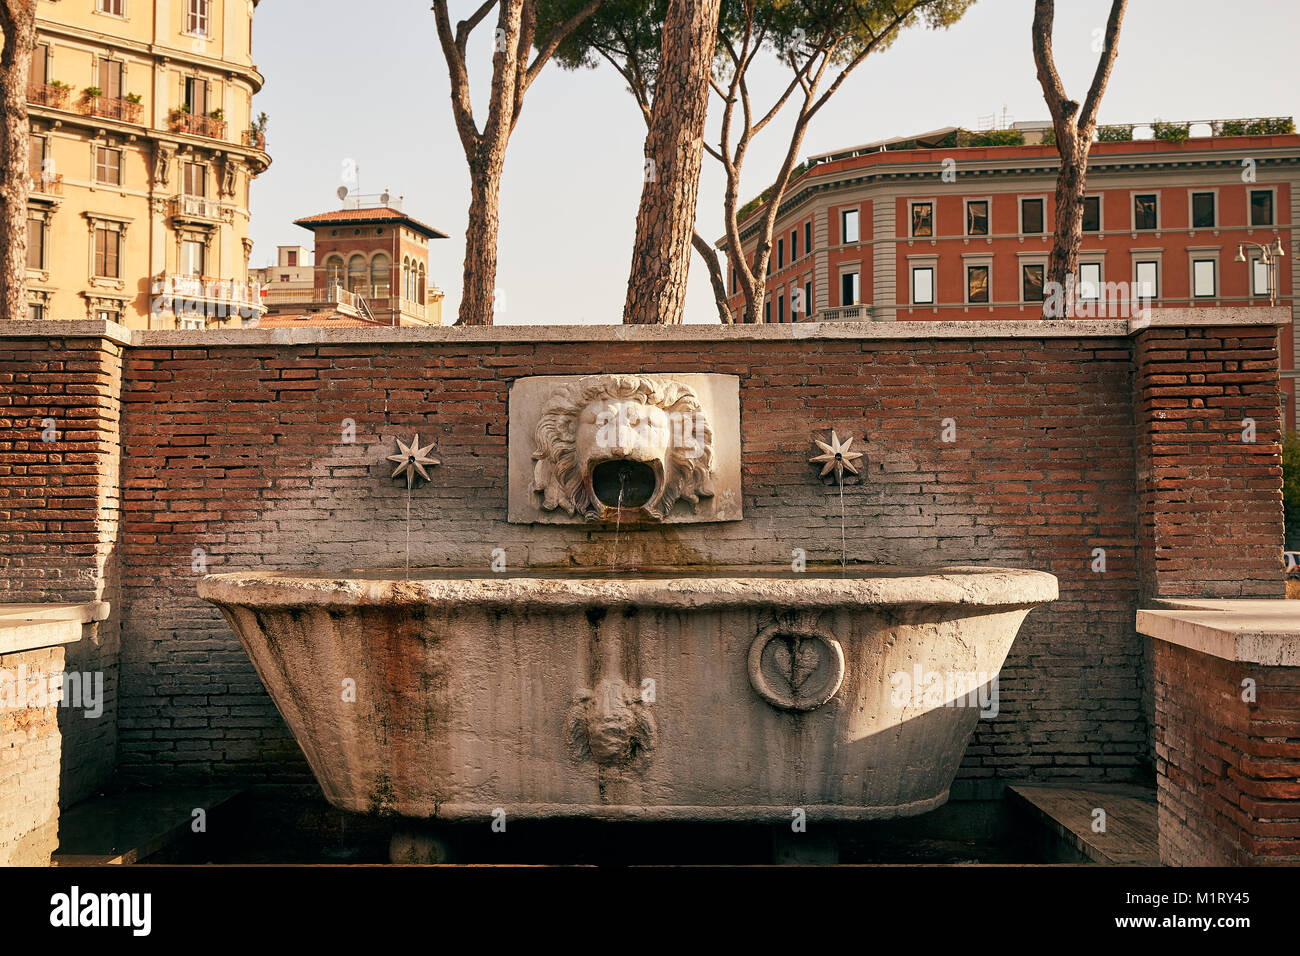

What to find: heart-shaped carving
left=772, top=637, right=820, bottom=691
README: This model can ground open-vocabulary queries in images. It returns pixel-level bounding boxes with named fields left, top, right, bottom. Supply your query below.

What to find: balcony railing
left=28, top=83, right=71, bottom=109
left=169, top=109, right=227, bottom=140
left=80, top=95, right=143, bottom=124
left=241, top=128, right=266, bottom=150
left=26, top=171, right=63, bottom=196
left=154, top=274, right=266, bottom=317
left=172, top=194, right=228, bottom=221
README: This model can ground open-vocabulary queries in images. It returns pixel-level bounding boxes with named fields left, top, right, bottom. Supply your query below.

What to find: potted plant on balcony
left=83, top=85, right=104, bottom=99
left=209, top=108, right=224, bottom=121
left=126, top=92, right=142, bottom=104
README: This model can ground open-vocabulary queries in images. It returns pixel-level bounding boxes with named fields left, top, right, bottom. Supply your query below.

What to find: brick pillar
left=1132, top=310, right=1287, bottom=600
left=0, top=322, right=126, bottom=803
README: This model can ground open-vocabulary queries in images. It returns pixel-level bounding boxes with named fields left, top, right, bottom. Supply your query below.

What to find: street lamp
left=1235, top=233, right=1287, bottom=306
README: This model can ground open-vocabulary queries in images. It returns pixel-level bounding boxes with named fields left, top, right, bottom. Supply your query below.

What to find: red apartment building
left=726, top=120, right=1300, bottom=424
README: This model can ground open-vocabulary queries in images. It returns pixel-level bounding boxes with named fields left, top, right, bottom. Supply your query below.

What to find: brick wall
left=1, top=316, right=1286, bottom=808
left=1133, top=323, right=1285, bottom=601
left=0, top=644, right=66, bottom=866
left=1155, top=640, right=1300, bottom=865
left=0, top=335, right=123, bottom=804
left=107, top=331, right=1143, bottom=791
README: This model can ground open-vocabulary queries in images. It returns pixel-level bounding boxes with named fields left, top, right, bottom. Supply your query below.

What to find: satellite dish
left=336, top=186, right=349, bottom=201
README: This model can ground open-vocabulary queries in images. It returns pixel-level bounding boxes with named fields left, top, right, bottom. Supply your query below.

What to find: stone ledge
left=1129, top=306, right=1291, bottom=331
left=0, top=602, right=110, bottom=656
left=1136, top=599, right=1300, bottom=666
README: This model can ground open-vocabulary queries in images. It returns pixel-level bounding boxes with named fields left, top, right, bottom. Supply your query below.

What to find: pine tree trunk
left=0, top=1, right=37, bottom=322
left=458, top=153, right=504, bottom=326
left=1046, top=135, right=1086, bottom=318
left=622, top=0, right=721, bottom=325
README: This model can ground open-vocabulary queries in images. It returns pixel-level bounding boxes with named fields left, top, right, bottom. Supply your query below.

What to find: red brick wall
left=108, top=334, right=1145, bottom=790
left=1133, top=324, right=1285, bottom=600
left=1155, top=640, right=1300, bottom=865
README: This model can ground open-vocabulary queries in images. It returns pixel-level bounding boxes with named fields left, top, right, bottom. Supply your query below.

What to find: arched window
left=347, top=254, right=366, bottom=295
left=370, top=253, right=390, bottom=299
left=324, top=255, right=344, bottom=291
left=417, top=263, right=426, bottom=303
left=402, top=258, right=411, bottom=300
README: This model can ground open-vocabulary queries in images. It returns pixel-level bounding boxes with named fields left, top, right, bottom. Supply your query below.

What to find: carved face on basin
left=532, top=374, right=716, bottom=521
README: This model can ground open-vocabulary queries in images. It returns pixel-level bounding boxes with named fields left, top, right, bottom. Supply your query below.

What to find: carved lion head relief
left=530, top=374, right=716, bottom=521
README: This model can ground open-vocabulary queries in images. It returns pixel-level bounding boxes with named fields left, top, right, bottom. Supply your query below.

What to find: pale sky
left=248, top=0, right=1300, bottom=324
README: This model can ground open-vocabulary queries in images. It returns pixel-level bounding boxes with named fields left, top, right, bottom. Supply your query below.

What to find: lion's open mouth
left=590, top=458, right=659, bottom=509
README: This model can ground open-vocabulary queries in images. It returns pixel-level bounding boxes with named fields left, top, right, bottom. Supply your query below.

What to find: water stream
left=610, top=469, right=628, bottom=571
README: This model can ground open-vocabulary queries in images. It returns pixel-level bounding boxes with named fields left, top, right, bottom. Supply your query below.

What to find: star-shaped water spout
left=387, top=435, right=440, bottom=486
left=810, top=430, right=863, bottom=483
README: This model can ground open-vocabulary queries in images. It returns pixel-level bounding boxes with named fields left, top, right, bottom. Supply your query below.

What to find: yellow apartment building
left=21, top=0, right=270, bottom=328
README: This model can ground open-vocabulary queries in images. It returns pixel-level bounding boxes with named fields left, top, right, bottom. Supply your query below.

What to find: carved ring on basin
left=748, top=622, right=846, bottom=711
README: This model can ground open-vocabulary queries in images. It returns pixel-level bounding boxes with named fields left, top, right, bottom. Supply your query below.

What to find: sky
left=248, top=0, right=1300, bottom=325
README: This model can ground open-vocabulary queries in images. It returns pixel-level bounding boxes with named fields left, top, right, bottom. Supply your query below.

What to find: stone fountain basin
left=198, top=565, right=1056, bottom=822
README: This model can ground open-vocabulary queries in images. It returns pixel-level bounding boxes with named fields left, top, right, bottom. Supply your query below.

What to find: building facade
left=727, top=122, right=1300, bottom=423
left=21, top=0, right=270, bottom=328
left=253, top=200, right=447, bottom=327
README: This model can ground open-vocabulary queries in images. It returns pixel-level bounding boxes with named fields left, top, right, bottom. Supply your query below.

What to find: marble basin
left=198, top=565, right=1056, bottom=822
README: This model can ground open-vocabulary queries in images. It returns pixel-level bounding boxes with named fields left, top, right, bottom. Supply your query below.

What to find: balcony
left=171, top=194, right=228, bottom=222
left=169, top=109, right=227, bottom=140
left=80, top=94, right=143, bottom=124
left=154, top=274, right=266, bottom=319
left=28, top=83, right=71, bottom=110
left=26, top=171, right=63, bottom=198
left=241, top=128, right=266, bottom=150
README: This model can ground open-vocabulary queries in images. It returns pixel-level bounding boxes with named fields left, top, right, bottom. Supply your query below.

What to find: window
left=729, top=266, right=736, bottom=295
left=98, top=59, right=123, bottom=100
left=790, top=229, right=798, bottom=261
left=804, top=220, right=812, bottom=255
left=347, top=254, right=367, bottom=295
left=1135, top=261, right=1159, bottom=300
left=841, top=208, right=859, bottom=244
left=777, top=293, right=785, bottom=323
left=28, top=135, right=45, bottom=181
left=1191, top=192, right=1215, bottom=229
left=777, top=238, right=784, bottom=269
left=966, top=201, right=988, bottom=236
left=1134, top=193, right=1158, bottom=230
left=910, top=202, right=933, bottom=238
left=97, top=0, right=125, bottom=16
left=1022, top=263, right=1045, bottom=302
left=27, top=302, right=45, bottom=322
left=804, top=280, right=812, bottom=319
left=96, top=308, right=121, bottom=324
left=27, top=217, right=45, bottom=270
left=184, top=77, right=209, bottom=116
left=1079, top=263, right=1101, bottom=301
left=370, top=253, right=390, bottom=298
left=763, top=300, right=770, bottom=323
left=1192, top=259, right=1216, bottom=297
left=286, top=250, right=298, bottom=267
left=911, top=266, right=934, bottom=305
left=186, top=0, right=211, bottom=37
left=181, top=238, right=205, bottom=277
left=1252, top=258, right=1270, bottom=296
left=841, top=271, right=859, bottom=306
left=1250, top=189, right=1274, bottom=227
left=29, top=43, right=49, bottom=86
left=95, top=146, right=121, bottom=186
left=94, top=227, right=121, bottom=278
left=1082, top=196, right=1101, bottom=233
left=1021, top=198, right=1044, bottom=234
left=325, top=255, right=344, bottom=288
left=966, top=265, right=989, bottom=304
left=183, top=162, right=206, bottom=197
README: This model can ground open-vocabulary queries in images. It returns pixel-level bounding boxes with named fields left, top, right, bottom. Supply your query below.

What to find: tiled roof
left=293, top=206, right=448, bottom=239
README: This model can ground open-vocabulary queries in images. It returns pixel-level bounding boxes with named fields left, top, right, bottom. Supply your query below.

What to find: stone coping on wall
left=1136, top=599, right=1300, bottom=666
left=0, top=603, right=110, bottom=656
left=0, top=307, right=1287, bottom=348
